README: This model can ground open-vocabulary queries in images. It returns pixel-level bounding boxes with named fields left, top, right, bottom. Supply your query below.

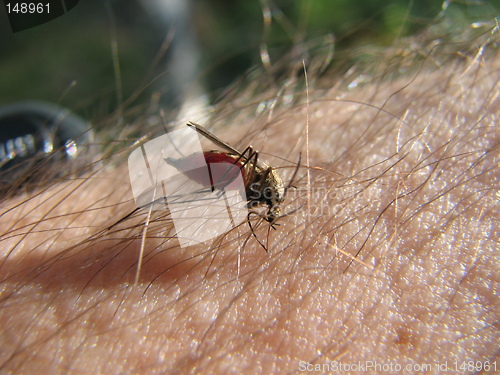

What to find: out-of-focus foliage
left=0, top=0, right=498, bottom=117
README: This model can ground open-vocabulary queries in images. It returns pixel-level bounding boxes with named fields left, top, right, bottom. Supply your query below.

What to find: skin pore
left=0, top=25, right=499, bottom=374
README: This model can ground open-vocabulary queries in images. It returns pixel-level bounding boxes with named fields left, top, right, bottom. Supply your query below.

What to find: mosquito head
left=265, top=204, right=281, bottom=223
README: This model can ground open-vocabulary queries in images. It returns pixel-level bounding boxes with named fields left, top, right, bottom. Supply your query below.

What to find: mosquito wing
left=187, top=122, right=243, bottom=156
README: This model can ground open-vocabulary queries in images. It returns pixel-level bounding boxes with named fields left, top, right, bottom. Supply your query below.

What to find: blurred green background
left=0, top=0, right=498, bottom=119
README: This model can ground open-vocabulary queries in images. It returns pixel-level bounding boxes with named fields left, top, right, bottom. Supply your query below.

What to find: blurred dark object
left=0, top=101, right=95, bottom=197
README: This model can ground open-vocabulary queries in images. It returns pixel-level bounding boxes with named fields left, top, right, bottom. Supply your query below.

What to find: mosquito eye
left=275, top=191, right=283, bottom=203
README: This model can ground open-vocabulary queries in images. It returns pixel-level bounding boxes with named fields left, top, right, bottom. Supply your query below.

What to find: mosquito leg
left=209, top=146, right=258, bottom=197
left=247, top=211, right=269, bottom=252
left=284, top=152, right=302, bottom=194
left=234, top=145, right=259, bottom=180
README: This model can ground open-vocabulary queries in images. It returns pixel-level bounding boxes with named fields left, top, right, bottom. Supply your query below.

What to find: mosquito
left=168, top=122, right=287, bottom=221
left=165, top=122, right=299, bottom=250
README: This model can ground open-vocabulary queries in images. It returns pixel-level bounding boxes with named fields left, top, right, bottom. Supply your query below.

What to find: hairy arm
left=0, top=31, right=498, bottom=374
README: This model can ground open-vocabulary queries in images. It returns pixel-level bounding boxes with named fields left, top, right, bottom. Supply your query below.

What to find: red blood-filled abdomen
left=166, top=151, right=247, bottom=191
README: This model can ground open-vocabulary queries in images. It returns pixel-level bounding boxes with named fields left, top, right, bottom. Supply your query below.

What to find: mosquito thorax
left=246, top=163, right=284, bottom=223
left=266, top=168, right=285, bottom=222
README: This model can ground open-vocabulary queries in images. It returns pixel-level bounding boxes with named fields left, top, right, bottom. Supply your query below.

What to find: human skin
left=0, top=30, right=499, bottom=374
